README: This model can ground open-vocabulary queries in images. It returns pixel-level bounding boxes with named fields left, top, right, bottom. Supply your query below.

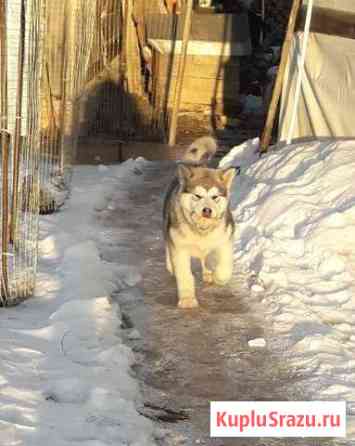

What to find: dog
left=163, top=136, right=236, bottom=308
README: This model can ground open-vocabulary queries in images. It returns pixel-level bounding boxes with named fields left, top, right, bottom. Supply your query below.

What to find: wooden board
left=154, top=75, right=239, bottom=106
left=146, top=12, right=251, bottom=51
left=155, top=53, right=240, bottom=79
left=151, top=46, right=240, bottom=111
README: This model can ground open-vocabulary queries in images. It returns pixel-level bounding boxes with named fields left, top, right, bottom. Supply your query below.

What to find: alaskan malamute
left=163, top=136, right=236, bottom=308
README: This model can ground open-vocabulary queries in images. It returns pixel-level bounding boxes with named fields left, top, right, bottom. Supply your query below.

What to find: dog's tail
left=182, top=136, right=217, bottom=163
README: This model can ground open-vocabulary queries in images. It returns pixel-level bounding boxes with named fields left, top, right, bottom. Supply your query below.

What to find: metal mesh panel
left=0, top=0, right=42, bottom=305
left=0, top=0, right=126, bottom=305
left=37, top=0, right=115, bottom=211
left=74, top=0, right=176, bottom=144
left=38, top=0, right=72, bottom=214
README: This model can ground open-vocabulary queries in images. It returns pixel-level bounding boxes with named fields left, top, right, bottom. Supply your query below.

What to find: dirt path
left=98, top=160, right=337, bottom=446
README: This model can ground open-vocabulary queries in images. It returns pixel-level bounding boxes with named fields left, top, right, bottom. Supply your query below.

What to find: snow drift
left=221, top=138, right=355, bottom=436
left=0, top=161, right=156, bottom=446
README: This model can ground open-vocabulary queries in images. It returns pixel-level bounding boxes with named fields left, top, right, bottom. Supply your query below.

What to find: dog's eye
left=194, top=194, right=203, bottom=200
left=212, top=195, right=219, bottom=201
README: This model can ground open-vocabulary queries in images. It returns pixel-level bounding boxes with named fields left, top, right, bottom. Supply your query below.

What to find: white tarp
left=279, top=0, right=355, bottom=142
left=304, top=0, right=355, bottom=12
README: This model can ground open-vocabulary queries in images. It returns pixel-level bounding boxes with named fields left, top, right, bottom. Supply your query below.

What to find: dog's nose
left=202, top=207, right=212, bottom=218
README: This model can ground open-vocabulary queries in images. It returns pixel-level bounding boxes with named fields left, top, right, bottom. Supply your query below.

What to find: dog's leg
left=213, top=240, right=233, bottom=286
left=201, top=257, right=213, bottom=284
left=171, top=247, right=198, bottom=308
left=166, top=246, right=173, bottom=275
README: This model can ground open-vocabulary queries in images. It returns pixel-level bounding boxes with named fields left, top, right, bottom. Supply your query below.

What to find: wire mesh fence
left=1, top=0, right=221, bottom=305
left=74, top=0, right=187, bottom=144
left=1, top=0, right=130, bottom=305
left=0, top=0, right=92, bottom=305
left=1, top=0, right=42, bottom=305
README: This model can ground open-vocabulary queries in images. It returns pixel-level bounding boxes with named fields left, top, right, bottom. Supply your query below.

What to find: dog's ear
left=177, top=164, right=194, bottom=183
left=220, top=168, right=236, bottom=191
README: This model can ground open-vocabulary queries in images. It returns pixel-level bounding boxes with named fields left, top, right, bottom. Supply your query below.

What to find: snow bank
left=221, top=139, right=355, bottom=437
left=0, top=159, right=156, bottom=445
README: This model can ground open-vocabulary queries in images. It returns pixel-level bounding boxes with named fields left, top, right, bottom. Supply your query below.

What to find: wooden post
left=168, top=0, right=193, bottom=146
left=259, top=0, right=303, bottom=154
left=0, top=0, right=10, bottom=303
left=1, top=132, right=10, bottom=304
left=59, top=0, right=68, bottom=176
left=11, top=0, right=26, bottom=242
left=125, top=0, right=143, bottom=97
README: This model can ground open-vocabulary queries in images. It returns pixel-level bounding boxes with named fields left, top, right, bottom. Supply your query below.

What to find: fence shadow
left=78, top=80, right=164, bottom=142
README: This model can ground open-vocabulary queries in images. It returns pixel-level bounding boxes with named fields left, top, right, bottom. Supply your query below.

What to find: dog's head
left=177, top=165, right=236, bottom=230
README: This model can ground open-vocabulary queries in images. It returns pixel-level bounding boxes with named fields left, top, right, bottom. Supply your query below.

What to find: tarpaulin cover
left=304, top=0, right=355, bottom=12
left=279, top=0, right=355, bottom=141
left=279, top=31, right=355, bottom=141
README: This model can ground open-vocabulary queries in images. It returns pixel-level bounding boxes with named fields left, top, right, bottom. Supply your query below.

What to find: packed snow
left=220, top=138, right=355, bottom=438
left=0, top=160, right=156, bottom=445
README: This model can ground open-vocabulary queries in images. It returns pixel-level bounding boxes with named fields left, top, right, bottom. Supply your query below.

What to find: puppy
left=163, top=136, right=236, bottom=308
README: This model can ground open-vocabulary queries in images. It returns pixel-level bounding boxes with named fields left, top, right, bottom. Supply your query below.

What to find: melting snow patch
left=251, top=283, right=264, bottom=293
left=248, top=338, right=266, bottom=348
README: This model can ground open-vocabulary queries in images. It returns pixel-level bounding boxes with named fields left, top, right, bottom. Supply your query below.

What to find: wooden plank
left=157, top=53, right=240, bottom=68
left=157, top=73, right=240, bottom=92
left=150, top=44, right=240, bottom=113
left=297, top=6, right=355, bottom=40
left=190, top=54, right=240, bottom=66
left=10, top=0, right=26, bottom=243
left=156, top=55, right=240, bottom=79
left=156, top=76, right=239, bottom=106
left=146, top=12, right=251, bottom=45
left=149, top=38, right=248, bottom=56
left=0, top=0, right=10, bottom=303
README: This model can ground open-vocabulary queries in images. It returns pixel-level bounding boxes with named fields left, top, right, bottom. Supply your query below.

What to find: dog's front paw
left=178, top=297, right=199, bottom=309
left=213, top=269, right=232, bottom=286
left=202, top=270, right=213, bottom=284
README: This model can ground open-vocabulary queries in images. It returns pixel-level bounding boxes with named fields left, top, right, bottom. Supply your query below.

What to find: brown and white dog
left=163, top=136, right=236, bottom=308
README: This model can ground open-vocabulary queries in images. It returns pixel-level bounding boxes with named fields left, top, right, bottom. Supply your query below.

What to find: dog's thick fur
left=163, top=136, right=236, bottom=308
